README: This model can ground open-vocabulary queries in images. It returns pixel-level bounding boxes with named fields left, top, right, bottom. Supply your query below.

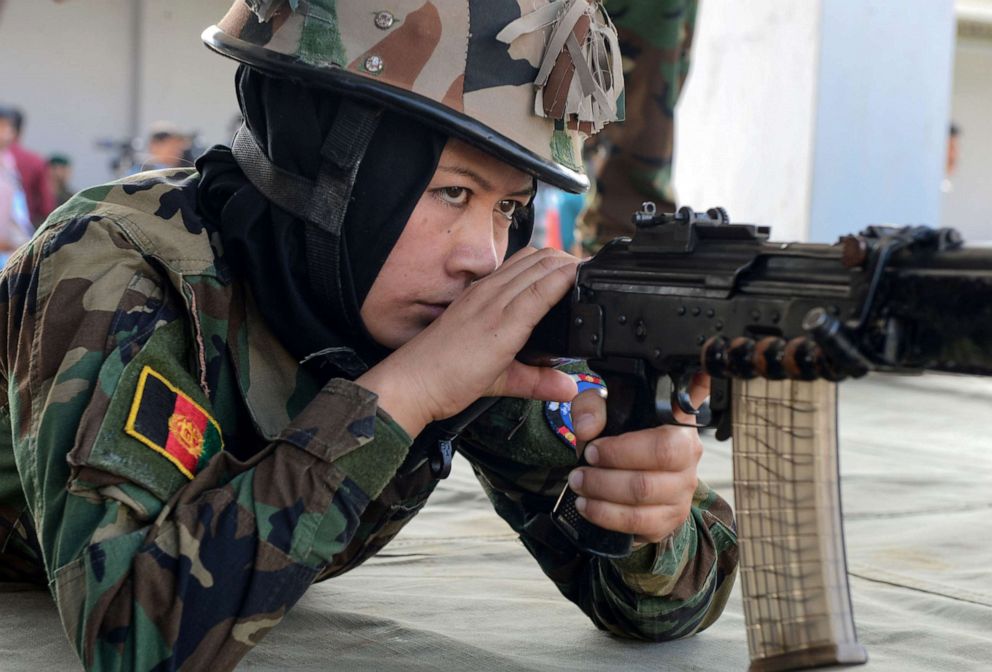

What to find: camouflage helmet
left=202, top=0, right=625, bottom=193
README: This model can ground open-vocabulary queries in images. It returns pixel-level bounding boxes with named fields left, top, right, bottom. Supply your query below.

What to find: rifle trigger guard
left=653, top=372, right=701, bottom=427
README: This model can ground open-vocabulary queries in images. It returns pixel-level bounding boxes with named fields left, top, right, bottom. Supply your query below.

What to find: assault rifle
left=527, top=204, right=992, bottom=672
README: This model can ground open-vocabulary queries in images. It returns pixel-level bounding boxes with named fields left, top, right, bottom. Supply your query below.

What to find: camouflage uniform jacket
left=0, top=169, right=738, bottom=671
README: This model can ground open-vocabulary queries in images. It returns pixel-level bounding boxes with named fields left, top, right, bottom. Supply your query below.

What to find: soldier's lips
left=418, top=302, right=451, bottom=320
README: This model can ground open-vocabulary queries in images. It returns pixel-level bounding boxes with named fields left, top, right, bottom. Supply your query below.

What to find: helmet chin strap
left=231, top=98, right=383, bottom=338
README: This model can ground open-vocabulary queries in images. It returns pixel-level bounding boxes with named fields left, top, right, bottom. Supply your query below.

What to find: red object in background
left=10, top=142, right=54, bottom=226
left=542, top=204, right=563, bottom=250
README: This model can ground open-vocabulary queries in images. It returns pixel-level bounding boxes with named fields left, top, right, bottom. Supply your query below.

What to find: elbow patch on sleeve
left=332, top=411, right=411, bottom=500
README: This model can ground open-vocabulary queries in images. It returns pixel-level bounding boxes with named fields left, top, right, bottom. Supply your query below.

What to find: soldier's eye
left=495, top=199, right=522, bottom=220
left=435, top=186, right=470, bottom=207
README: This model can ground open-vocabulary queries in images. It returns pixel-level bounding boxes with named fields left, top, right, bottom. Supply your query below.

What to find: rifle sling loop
left=853, top=226, right=962, bottom=336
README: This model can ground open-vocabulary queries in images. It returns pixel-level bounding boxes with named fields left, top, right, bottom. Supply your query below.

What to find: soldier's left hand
left=566, top=374, right=709, bottom=546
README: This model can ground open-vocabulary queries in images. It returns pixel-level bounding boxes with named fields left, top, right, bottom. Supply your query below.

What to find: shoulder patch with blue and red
left=125, top=366, right=223, bottom=479
left=544, top=373, right=606, bottom=449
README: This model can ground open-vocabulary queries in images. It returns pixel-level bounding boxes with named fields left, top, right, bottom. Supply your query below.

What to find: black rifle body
left=527, top=206, right=992, bottom=671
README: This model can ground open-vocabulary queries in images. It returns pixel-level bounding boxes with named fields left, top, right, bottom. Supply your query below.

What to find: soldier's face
left=148, top=135, right=189, bottom=167
left=360, top=139, right=534, bottom=349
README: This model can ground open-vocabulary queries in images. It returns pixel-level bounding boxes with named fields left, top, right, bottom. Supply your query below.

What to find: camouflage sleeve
left=458, top=384, right=738, bottom=641
left=0, top=216, right=412, bottom=671
left=580, top=0, right=700, bottom=251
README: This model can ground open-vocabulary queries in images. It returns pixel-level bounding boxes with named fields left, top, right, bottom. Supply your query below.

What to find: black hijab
left=197, top=66, right=534, bottom=382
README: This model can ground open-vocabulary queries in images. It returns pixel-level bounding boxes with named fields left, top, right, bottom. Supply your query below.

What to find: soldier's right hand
left=356, top=247, right=579, bottom=438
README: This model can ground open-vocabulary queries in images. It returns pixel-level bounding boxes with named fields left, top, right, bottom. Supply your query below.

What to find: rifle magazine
left=731, top=378, right=867, bottom=672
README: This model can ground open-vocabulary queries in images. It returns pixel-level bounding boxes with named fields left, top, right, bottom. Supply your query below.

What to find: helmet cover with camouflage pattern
left=203, top=0, right=625, bottom=193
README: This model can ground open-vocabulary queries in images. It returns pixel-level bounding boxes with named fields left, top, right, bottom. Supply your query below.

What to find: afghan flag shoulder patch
left=124, top=365, right=223, bottom=480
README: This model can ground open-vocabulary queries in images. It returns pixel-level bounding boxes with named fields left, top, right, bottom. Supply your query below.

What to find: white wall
left=0, top=0, right=133, bottom=190
left=809, top=0, right=955, bottom=243
left=0, top=0, right=237, bottom=189
left=674, top=1, right=821, bottom=243
left=675, top=0, right=957, bottom=244
left=136, top=2, right=241, bottom=168
left=941, top=35, right=992, bottom=242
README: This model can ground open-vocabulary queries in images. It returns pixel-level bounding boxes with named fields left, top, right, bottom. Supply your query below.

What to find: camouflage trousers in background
left=578, top=0, right=699, bottom=253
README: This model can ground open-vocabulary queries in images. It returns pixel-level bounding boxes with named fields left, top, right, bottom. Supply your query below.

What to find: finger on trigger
left=673, top=372, right=711, bottom=426
left=690, top=372, right=711, bottom=408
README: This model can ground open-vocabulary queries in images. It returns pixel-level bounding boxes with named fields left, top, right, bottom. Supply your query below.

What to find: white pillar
left=809, top=0, right=956, bottom=242
left=675, top=1, right=956, bottom=243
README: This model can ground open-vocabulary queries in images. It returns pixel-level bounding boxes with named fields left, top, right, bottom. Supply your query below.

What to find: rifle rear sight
left=634, top=202, right=731, bottom=228
left=627, top=203, right=771, bottom=254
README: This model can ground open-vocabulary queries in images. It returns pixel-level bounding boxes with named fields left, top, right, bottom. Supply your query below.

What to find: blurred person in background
left=47, top=154, right=75, bottom=208
left=942, top=122, right=960, bottom=194
left=135, top=120, right=194, bottom=172
left=2, top=106, right=54, bottom=227
left=0, top=108, right=33, bottom=260
left=947, top=122, right=960, bottom=176
left=530, top=0, right=700, bottom=255
left=578, top=0, right=699, bottom=253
